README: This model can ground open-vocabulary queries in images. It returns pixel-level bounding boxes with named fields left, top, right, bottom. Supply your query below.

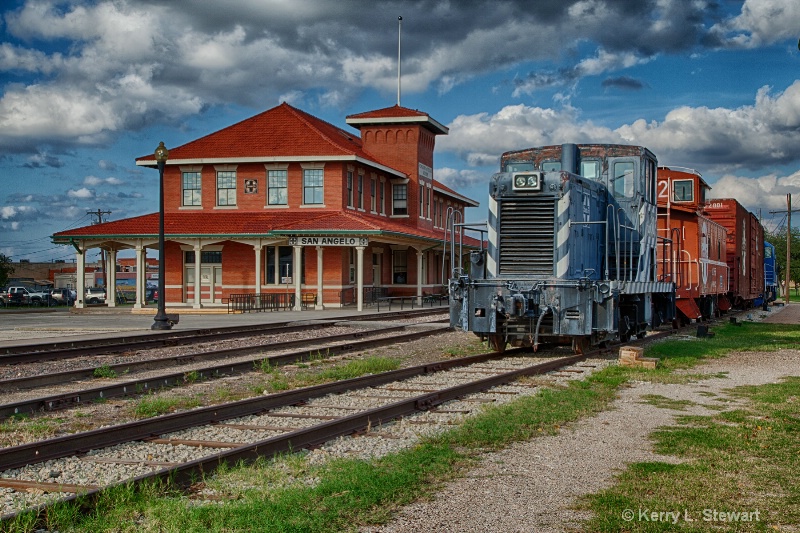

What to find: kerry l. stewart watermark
left=621, top=508, right=761, bottom=524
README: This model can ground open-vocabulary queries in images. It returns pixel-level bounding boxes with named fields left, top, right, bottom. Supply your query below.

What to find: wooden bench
left=301, top=292, right=317, bottom=309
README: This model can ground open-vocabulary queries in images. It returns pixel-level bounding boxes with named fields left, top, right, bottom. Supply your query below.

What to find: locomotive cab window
left=672, top=180, right=694, bottom=202
left=612, top=161, right=635, bottom=198
left=504, top=162, right=534, bottom=172
left=541, top=161, right=561, bottom=172
left=580, top=160, right=600, bottom=180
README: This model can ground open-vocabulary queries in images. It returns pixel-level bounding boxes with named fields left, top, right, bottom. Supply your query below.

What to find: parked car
left=51, top=288, right=77, bottom=305
left=6, top=286, right=49, bottom=305
left=85, top=287, right=107, bottom=304
left=0, top=287, right=6, bottom=307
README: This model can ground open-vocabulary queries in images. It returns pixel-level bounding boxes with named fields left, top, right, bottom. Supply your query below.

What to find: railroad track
left=0, top=307, right=447, bottom=363
left=0, top=322, right=450, bottom=421
left=0, top=346, right=600, bottom=522
left=0, top=313, right=743, bottom=524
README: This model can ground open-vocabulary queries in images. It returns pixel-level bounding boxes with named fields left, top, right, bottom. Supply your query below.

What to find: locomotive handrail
left=443, top=207, right=463, bottom=283
left=656, top=234, right=674, bottom=284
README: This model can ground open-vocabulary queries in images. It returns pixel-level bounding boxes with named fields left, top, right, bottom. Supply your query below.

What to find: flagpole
left=397, top=16, right=402, bottom=106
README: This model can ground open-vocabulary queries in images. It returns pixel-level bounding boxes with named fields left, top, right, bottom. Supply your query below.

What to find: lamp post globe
left=151, top=141, right=172, bottom=330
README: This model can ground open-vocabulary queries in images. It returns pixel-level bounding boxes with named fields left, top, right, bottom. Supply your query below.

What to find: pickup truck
left=6, top=286, right=50, bottom=305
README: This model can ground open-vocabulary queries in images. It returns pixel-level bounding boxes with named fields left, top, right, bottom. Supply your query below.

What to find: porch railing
left=227, top=293, right=294, bottom=313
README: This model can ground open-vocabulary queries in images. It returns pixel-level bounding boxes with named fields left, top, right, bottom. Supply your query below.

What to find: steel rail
left=0, top=307, right=447, bottom=362
left=0, top=323, right=422, bottom=392
left=0, top=326, right=452, bottom=421
left=3, top=347, right=584, bottom=524
left=0, top=346, right=525, bottom=472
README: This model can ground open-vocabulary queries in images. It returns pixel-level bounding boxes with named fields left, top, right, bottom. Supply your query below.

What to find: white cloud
left=711, top=0, right=800, bottom=47
left=83, top=176, right=123, bottom=186
left=709, top=171, right=800, bottom=212
left=67, top=187, right=94, bottom=199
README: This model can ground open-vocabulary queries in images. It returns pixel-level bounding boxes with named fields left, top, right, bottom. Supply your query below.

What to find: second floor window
left=304, top=169, right=324, bottom=204
left=392, top=184, right=408, bottom=215
left=358, top=173, right=364, bottom=209
left=268, top=170, right=288, bottom=205
left=370, top=178, right=376, bottom=212
left=217, top=171, right=236, bottom=206
left=346, top=171, right=354, bottom=207
left=182, top=172, right=201, bottom=206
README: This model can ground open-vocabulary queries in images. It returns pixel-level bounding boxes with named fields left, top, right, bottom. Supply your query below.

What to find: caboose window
left=542, top=161, right=561, bottom=172
left=673, top=180, right=693, bottom=202
left=580, top=161, right=600, bottom=180
left=612, top=161, right=635, bottom=198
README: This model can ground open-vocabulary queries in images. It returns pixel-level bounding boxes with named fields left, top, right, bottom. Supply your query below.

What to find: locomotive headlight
left=512, top=172, right=541, bottom=191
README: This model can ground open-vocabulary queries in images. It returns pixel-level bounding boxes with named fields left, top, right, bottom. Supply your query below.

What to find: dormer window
left=673, top=179, right=693, bottom=202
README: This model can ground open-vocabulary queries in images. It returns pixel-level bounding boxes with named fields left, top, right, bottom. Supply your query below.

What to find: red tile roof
left=346, top=105, right=429, bottom=119
left=136, top=103, right=396, bottom=170
left=346, top=105, right=448, bottom=135
left=52, top=211, right=481, bottom=247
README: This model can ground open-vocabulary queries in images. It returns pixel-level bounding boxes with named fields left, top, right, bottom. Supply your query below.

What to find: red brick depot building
left=52, top=103, right=479, bottom=311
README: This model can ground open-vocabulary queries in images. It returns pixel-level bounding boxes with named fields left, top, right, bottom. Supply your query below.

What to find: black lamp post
left=151, top=141, right=172, bottom=330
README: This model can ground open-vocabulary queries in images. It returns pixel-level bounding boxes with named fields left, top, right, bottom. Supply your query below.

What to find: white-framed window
left=392, top=184, right=408, bottom=215
left=432, top=195, right=438, bottom=227
left=217, top=171, right=236, bottom=206
left=419, top=184, right=424, bottom=217
left=182, top=172, right=202, bottom=206
left=358, top=172, right=364, bottom=209
left=370, top=177, right=376, bottom=212
left=267, top=169, right=288, bottom=205
left=303, top=169, right=324, bottom=204
left=672, top=179, right=693, bottom=203
left=426, top=185, right=431, bottom=219
left=346, top=171, right=354, bottom=208
left=392, top=249, right=407, bottom=284
left=380, top=179, right=386, bottom=214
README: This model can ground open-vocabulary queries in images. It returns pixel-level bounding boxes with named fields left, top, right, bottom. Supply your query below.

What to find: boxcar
left=656, top=167, right=729, bottom=321
left=704, top=198, right=765, bottom=307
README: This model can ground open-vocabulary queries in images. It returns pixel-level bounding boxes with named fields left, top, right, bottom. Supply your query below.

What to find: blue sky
left=1, top=0, right=799, bottom=263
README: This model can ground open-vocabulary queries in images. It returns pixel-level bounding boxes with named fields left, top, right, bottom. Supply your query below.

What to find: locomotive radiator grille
left=498, top=198, right=556, bottom=275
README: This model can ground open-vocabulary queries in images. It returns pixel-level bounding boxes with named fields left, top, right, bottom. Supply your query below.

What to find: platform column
left=316, top=246, right=324, bottom=310
left=134, top=244, right=145, bottom=309
left=293, top=245, right=302, bottom=311
left=193, top=243, right=202, bottom=309
left=75, top=245, right=86, bottom=309
left=356, top=245, right=365, bottom=311
left=254, top=243, right=263, bottom=299
left=107, top=249, right=117, bottom=307
left=416, top=247, right=423, bottom=306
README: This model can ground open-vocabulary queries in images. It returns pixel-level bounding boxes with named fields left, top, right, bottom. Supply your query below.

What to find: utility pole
left=87, top=209, right=112, bottom=295
left=770, top=196, right=799, bottom=303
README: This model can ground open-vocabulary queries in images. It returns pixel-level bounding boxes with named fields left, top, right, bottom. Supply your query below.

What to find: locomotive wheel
left=488, top=334, right=507, bottom=353
left=571, top=336, right=591, bottom=355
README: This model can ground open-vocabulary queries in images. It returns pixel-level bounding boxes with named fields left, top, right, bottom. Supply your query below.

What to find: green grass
left=32, top=366, right=625, bottom=532
left=132, top=396, right=203, bottom=418
left=92, top=365, right=117, bottom=379
left=582, top=377, right=800, bottom=531
left=11, top=321, right=800, bottom=532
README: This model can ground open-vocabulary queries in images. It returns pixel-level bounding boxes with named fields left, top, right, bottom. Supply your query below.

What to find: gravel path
left=364, top=311, right=800, bottom=532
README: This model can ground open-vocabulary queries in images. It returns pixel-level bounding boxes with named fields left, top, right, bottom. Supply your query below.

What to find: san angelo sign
left=288, top=236, right=369, bottom=247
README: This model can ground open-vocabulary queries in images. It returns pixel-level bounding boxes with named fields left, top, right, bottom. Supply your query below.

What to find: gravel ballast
left=363, top=321, right=800, bottom=531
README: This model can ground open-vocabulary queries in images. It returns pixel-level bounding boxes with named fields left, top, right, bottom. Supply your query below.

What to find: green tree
left=0, top=254, right=14, bottom=287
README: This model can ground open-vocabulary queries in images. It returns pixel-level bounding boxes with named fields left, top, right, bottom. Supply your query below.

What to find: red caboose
left=657, top=167, right=730, bottom=321
left=703, top=198, right=765, bottom=307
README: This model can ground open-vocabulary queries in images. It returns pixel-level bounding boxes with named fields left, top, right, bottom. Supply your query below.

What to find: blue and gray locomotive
left=449, top=143, right=676, bottom=353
